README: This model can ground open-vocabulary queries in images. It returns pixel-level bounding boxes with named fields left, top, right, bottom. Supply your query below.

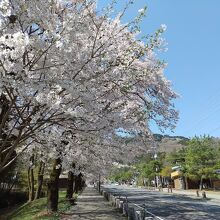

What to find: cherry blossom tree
left=0, top=0, right=178, bottom=212
left=0, top=0, right=177, bottom=175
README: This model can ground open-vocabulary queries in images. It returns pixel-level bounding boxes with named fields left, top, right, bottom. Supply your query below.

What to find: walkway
left=165, top=188, right=220, bottom=203
left=61, top=187, right=126, bottom=220
left=141, top=186, right=220, bottom=203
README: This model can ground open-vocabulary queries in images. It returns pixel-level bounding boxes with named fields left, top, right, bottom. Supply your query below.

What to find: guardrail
left=98, top=186, right=164, bottom=220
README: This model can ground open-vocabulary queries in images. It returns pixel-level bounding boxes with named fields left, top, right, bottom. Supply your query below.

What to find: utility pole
left=154, top=152, right=160, bottom=188
left=152, top=141, right=159, bottom=189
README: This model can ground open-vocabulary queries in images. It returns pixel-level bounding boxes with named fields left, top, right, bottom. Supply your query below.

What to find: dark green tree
left=184, top=136, right=219, bottom=190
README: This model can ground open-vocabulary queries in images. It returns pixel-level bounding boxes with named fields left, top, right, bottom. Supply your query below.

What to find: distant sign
left=171, top=170, right=182, bottom=178
left=215, top=169, right=220, bottom=174
left=172, top=166, right=181, bottom=171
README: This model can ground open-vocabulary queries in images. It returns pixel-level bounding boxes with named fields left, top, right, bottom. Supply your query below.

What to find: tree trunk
left=209, top=178, right=213, bottom=189
left=74, top=173, right=83, bottom=194
left=35, top=161, right=45, bottom=200
left=184, top=176, right=189, bottom=190
left=66, top=162, right=75, bottom=199
left=154, top=176, right=157, bottom=188
left=66, top=171, right=74, bottom=199
left=28, top=167, right=35, bottom=202
left=73, top=174, right=79, bottom=194
left=47, top=158, right=62, bottom=212
left=98, top=173, right=101, bottom=193
left=199, top=176, right=203, bottom=190
left=28, top=155, right=35, bottom=202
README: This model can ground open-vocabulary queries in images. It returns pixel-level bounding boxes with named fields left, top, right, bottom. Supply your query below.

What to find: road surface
left=103, top=185, right=220, bottom=220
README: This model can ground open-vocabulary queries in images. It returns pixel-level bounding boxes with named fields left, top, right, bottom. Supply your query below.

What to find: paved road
left=103, top=185, right=220, bottom=220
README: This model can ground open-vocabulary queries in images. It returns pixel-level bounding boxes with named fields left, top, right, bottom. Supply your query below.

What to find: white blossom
left=0, top=0, right=178, bottom=174
left=161, top=24, right=167, bottom=31
left=0, top=0, right=11, bottom=16
left=138, top=8, right=145, bottom=14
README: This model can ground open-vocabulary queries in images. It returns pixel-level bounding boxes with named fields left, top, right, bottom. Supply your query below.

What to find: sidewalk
left=157, top=187, right=220, bottom=202
left=60, top=187, right=126, bottom=220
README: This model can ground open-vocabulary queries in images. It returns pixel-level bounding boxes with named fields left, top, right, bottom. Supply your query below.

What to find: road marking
left=133, top=203, right=164, bottom=220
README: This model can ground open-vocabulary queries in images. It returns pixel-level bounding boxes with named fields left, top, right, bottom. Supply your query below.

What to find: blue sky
left=97, top=0, right=220, bottom=138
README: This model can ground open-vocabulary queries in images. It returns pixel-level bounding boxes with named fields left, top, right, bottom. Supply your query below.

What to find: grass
left=6, top=191, right=73, bottom=220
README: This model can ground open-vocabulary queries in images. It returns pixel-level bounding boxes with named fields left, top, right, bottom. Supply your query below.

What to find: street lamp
left=152, top=143, right=160, bottom=189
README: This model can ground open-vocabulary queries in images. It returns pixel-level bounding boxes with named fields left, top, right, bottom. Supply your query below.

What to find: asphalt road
left=103, top=185, right=220, bottom=220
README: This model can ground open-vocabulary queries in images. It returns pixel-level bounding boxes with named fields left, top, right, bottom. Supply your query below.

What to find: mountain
left=153, top=134, right=189, bottom=153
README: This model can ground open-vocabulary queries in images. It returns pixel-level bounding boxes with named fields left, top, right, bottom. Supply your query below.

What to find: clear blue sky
left=97, top=0, right=220, bottom=138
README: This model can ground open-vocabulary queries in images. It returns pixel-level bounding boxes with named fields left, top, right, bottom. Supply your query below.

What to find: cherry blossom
left=0, top=0, right=178, bottom=174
